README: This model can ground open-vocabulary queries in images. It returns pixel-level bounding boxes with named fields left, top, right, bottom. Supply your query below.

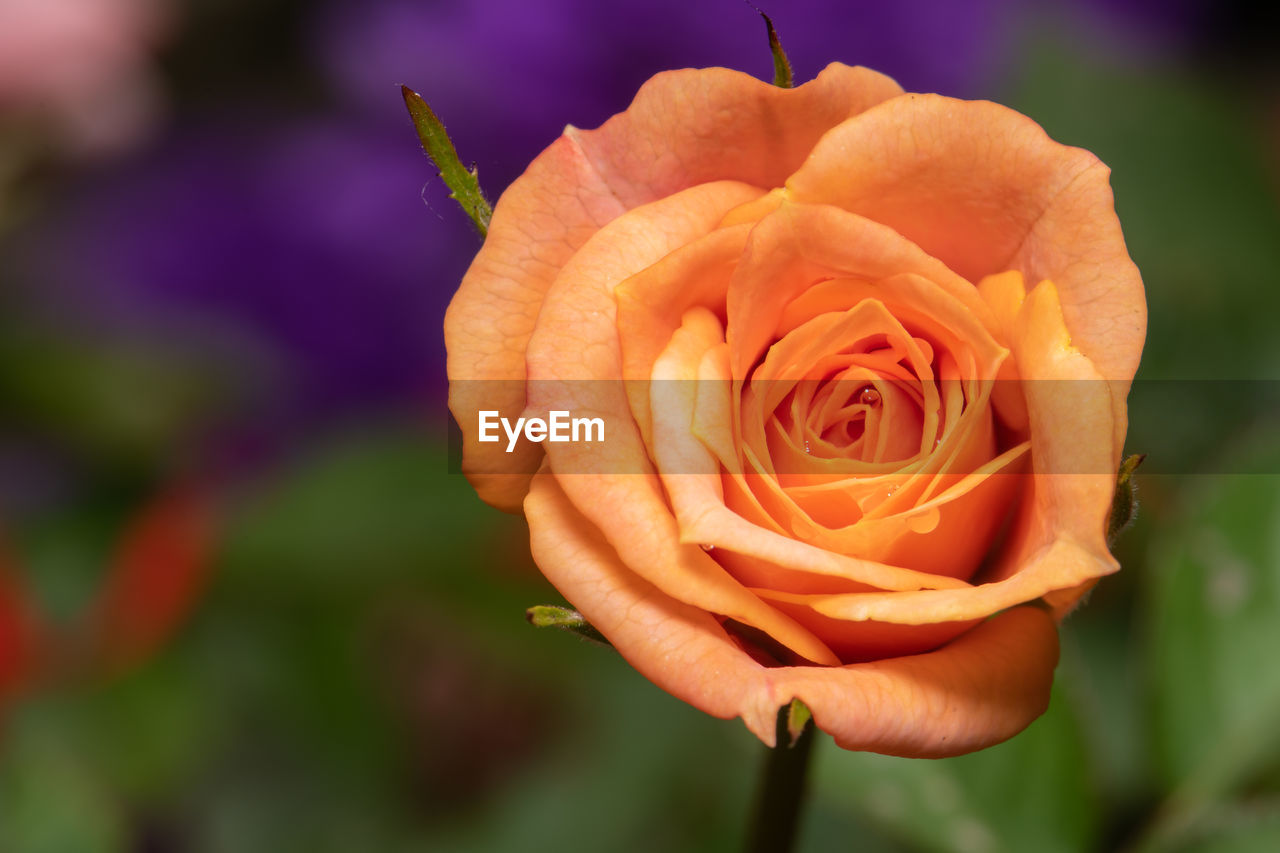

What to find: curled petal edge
left=525, top=472, right=1059, bottom=757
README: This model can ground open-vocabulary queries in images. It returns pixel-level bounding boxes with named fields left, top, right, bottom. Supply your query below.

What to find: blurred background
left=0, top=0, right=1277, bottom=850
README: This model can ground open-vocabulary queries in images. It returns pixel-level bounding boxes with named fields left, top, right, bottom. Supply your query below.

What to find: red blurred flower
left=0, top=482, right=218, bottom=712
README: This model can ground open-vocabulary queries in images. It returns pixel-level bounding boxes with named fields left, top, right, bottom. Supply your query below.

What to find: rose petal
left=773, top=604, right=1058, bottom=756
left=447, top=65, right=905, bottom=509
left=713, top=441, right=1027, bottom=584
left=616, top=223, right=752, bottom=446
left=570, top=64, right=903, bottom=209
left=446, top=132, right=630, bottom=510
left=977, top=270, right=1031, bottom=432
left=991, top=278, right=1120, bottom=612
left=665, top=344, right=977, bottom=594
left=786, top=93, right=1144, bottom=442
left=806, top=536, right=1111, bottom=624
left=726, top=203, right=994, bottom=376
left=797, top=280, right=1119, bottom=624
left=751, top=588, right=981, bottom=662
left=745, top=268, right=1120, bottom=625
left=525, top=472, right=1058, bottom=757
left=526, top=183, right=838, bottom=665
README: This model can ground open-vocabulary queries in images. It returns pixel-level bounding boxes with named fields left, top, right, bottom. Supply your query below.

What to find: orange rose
left=445, top=64, right=1145, bottom=757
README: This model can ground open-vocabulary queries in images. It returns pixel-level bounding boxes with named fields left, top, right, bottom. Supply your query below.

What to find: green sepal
left=760, top=14, right=793, bottom=89
left=401, top=86, right=493, bottom=238
left=526, top=605, right=612, bottom=647
left=785, top=698, right=812, bottom=748
left=1107, top=453, right=1146, bottom=546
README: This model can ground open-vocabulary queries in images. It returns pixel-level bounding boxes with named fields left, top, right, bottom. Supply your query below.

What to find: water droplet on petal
left=804, top=440, right=812, bottom=454
left=858, top=386, right=881, bottom=406
left=700, top=543, right=715, bottom=552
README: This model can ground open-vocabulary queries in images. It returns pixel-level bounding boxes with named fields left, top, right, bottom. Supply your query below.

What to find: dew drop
left=700, top=543, right=715, bottom=552
left=858, top=386, right=881, bottom=406
left=804, top=440, right=812, bottom=454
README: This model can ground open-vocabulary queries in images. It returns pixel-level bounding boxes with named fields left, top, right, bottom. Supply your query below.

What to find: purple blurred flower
left=9, top=0, right=1039, bottom=472
left=13, top=114, right=472, bottom=465
left=314, top=0, right=1021, bottom=196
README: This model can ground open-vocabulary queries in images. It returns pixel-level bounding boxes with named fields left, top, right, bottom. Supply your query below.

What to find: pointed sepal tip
left=401, top=85, right=493, bottom=238
left=526, top=604, right=612, bottom=648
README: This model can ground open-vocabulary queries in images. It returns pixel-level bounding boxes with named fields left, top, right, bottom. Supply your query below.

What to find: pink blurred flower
left=0, top=0, right=170, bottom=152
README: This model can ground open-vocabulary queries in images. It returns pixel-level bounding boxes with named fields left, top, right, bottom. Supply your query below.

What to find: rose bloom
left=445, top=64, right=1145, bottom=757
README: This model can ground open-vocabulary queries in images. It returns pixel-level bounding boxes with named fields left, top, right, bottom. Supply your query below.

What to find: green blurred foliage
left=1010, top=44, right=1280, bottom=382
left=811, top=686, right=1096, bottom=853
left=1, top=430, right=764, bottom=852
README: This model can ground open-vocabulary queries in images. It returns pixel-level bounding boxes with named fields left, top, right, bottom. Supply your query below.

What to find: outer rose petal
left=786, top=93, right=1145, bottom=447
left=445, top=131, right=628, bottom=510
left=446, top=64, right=903, bottom=510
left=569, top=64, right=903, bottom=208
left=525, top=473, right=1059, bottom=757
left=775, top=605, right=1057, bottom=756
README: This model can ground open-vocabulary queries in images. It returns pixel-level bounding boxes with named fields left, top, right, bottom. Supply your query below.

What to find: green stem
left=746, top=709, right=816, bottom=853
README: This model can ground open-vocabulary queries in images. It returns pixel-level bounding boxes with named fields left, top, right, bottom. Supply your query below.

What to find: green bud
left=785, top=698, right=812, bottom=748
left=1107, top=453, right=1146, bottom=546
left=525, top=605, right=611, bottom=647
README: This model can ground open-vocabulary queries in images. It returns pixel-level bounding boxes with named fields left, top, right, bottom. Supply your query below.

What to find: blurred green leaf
left=17, top=496, right=144, bottom=627
left=0, top=329, right=223, bottom=466
left=1057, top=593, right=1156, bottom=830
left=1155, top=799, right=1280, bottom=853
left=221, top=430, right=544, bottom=611
left=0, top=700, right=128, bottom=853
left=428, top=645, right=758, bottom=853
left=812, top=687, right=1097, bottom=853
left=1144, top=435, right=1280, bottom=828
left=81, top=657, right=217, bottom=801
left=1009, top=42, right=1280, bottom=383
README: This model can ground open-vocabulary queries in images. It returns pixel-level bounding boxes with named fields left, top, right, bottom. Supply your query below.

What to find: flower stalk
left=746, top=700, right=815, bottom=853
